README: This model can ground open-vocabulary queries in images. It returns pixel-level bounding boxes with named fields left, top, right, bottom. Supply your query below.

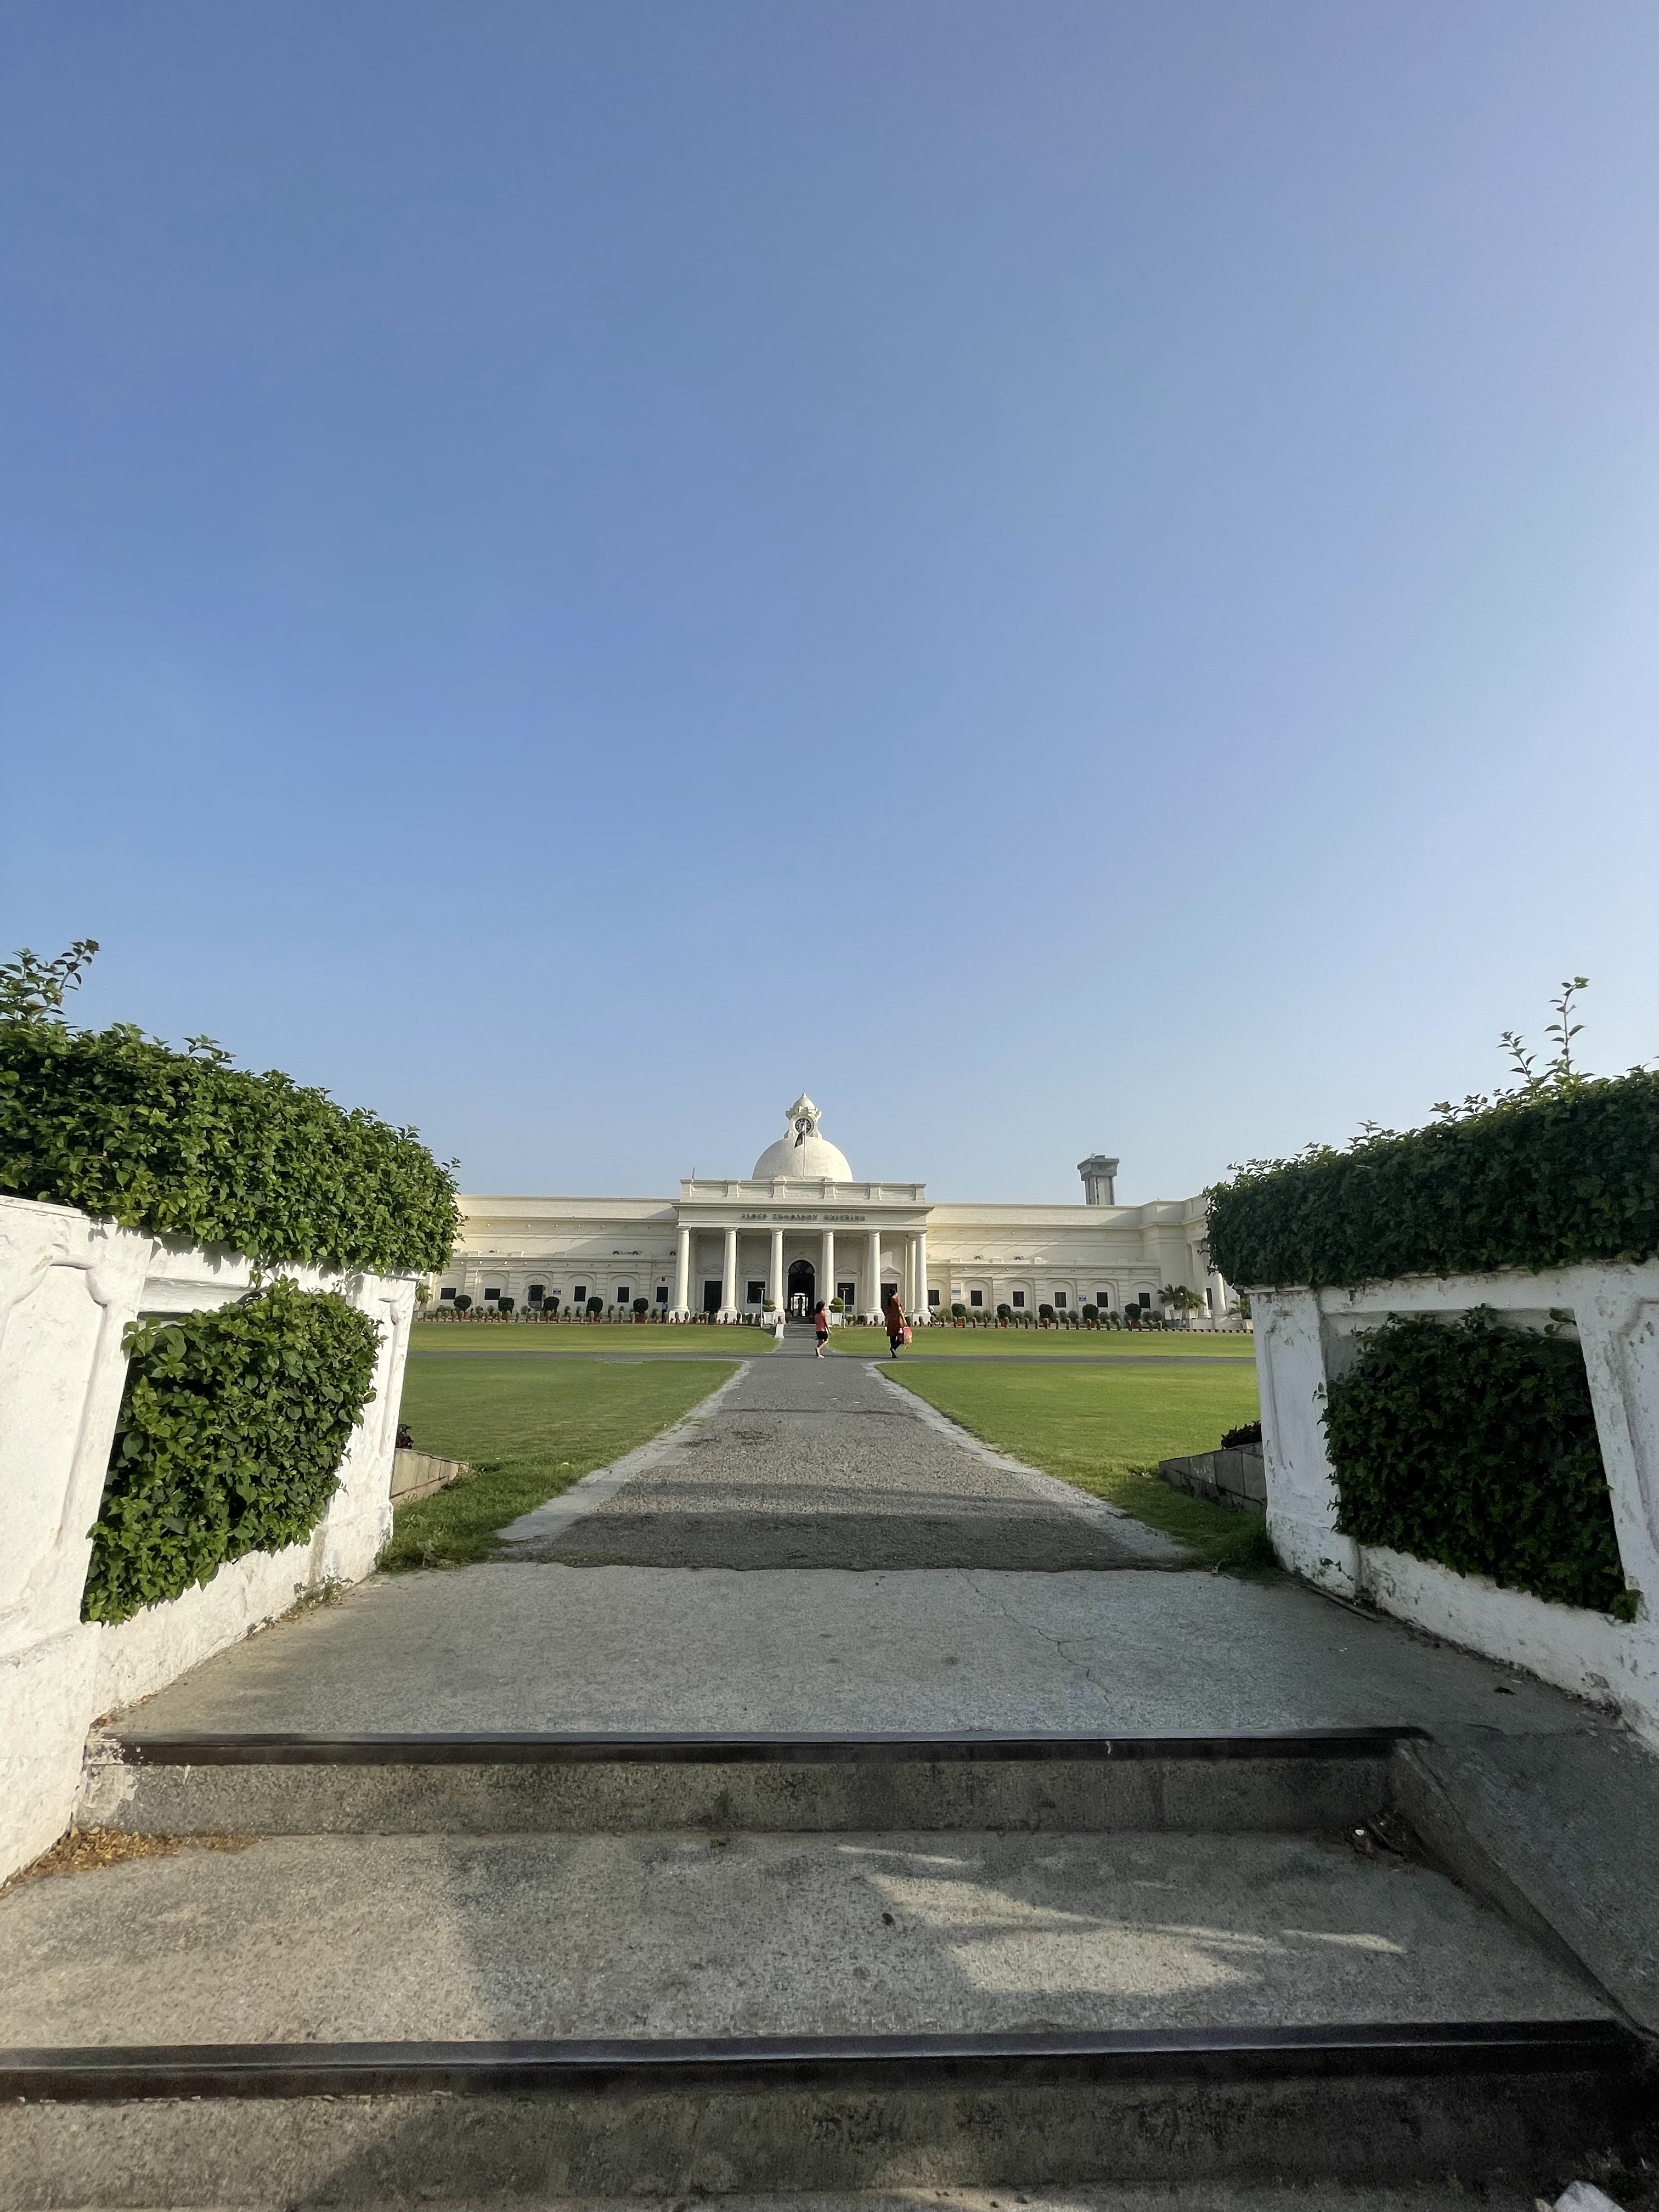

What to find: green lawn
left=885, top=1358, right=1271, bottom=1571
left=832, top=1324, right=1253, bottom=1358
left=383, top=1353, right=741, bottom=1569
left=410, top=1320, right=776, bottom=1353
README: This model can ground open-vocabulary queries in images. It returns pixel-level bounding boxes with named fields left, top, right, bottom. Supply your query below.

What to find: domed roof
left=752, top=1094, right=853, bottom=1182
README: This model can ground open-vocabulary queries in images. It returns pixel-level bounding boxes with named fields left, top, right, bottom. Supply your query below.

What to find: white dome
left=752, top=1094, right=853, bottom=1182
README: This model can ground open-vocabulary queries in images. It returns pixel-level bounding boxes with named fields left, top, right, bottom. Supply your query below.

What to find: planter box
left=0, top=1194, right=417, bottom=1882
left=390, top=1449, right=471, bottom=1507
left=1158, top=1446, right=1266, bottom=1513
left=1248, top=1260, right=1659, bottom=1747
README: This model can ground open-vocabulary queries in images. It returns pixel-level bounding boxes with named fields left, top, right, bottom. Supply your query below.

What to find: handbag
left=901, top=1324, right=912, bottom=1345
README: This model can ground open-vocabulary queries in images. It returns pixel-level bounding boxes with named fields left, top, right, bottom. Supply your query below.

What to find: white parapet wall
left=0, top=1194, right=416, bottom=1882
left=1250, top=1259, right=1659, bottom=1746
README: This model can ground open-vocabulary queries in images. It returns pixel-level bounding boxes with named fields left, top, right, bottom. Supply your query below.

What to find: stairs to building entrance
left=1, top=1723, right=1644, bottom=2207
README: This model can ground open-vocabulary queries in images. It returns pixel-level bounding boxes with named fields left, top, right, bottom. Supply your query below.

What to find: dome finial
left=752, top=1095, right=852, bottom=1181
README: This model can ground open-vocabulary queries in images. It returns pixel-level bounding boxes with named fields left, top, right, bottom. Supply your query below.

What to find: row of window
left=933, top=1288, right=1151, bottom=1311
left=441, top=1284, right=671, bottom=1307
left=443, top=1283, right=1164, bottom=1311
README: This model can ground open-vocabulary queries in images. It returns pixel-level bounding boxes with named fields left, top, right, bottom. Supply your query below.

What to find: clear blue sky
left=4, top=2, right=1656, bottom=1203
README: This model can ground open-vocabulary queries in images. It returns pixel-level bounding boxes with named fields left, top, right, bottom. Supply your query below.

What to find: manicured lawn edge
left=382, top=1357, right=742, bottom=1571
left=883, top=1367, right=1276, bottom=1575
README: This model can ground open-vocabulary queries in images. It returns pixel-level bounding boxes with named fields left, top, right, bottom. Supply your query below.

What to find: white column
left=675, top=1227, right=692, bottom=1318
left=912, top=1227, right=928, bottom=1321
left=867, top=1227, right=882, bottom=1321
left=821, top=1227, right=835, bottom=1317
left=770, top=1227, right=784, bottom=1313
left=721, top=1226, right=738, bottom=1318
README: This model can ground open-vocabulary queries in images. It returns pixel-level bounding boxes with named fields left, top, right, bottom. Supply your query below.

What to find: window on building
left=1095, top=1291, right=1110, bottom=1308
left=1012, top=1290, right=1026, bottom=1309
left=746, top=1279, right=765, bottom=1304
left=439, top=1286, right=456, bottom=1301
left=656, top=1285, right=669, bottom=1305
left=969, top=1289, right=984, bottom=1308
left=484, top=1288, right=500, bottom=1301
left=1054, top=1290, right=1068, bottom=1309
left=573, top=1285, right=587, bottom=1305
left=616, top=1287, right=629, bottom=1306
left=528, top=1285, right=545, bottom=1305
left=1138, top=1290, right=1152, bottom=1309
left=927, top=1287, right=940, bottom=1307
left=837, top=1282, right=855, bottom=1306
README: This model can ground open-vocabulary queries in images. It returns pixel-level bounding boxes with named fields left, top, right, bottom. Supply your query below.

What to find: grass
left=383, top=1352, right=741, bottom=1569
left=832, top=1324, right=1253, bottom=1358
left=410, top=1320, right=776, bottom=1353
left=885, top=1358, right=1273, bottom=1572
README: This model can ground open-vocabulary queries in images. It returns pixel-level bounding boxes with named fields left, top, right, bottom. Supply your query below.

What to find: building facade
left=435, top=1097, right=1233, bottom=1325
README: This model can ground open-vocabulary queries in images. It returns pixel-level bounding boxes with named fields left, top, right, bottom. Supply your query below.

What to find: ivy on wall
left=1207, top=1071, right=1659, bottom=1290
left=0, top=1019, right=458, bottom=1278
left=83, top=1278, right=383, bottom=1624
left=1322, top=1310, right=1629, bottom=1616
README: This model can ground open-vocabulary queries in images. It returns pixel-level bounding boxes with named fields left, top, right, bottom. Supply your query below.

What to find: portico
left=673, top=1184, right=930, bottom=1322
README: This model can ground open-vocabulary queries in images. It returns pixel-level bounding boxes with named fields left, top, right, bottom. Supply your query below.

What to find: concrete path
left=502, top=1330, right=1183, bottom=1571
left=114, top=1563, right=1587, bottom=1740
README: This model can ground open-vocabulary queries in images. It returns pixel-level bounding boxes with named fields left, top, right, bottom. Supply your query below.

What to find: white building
left=435, top=1097, right=1231, bottom=1325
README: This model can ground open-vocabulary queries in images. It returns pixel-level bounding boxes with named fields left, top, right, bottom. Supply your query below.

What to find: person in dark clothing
left=883, top=1292, right=906, bottom=1359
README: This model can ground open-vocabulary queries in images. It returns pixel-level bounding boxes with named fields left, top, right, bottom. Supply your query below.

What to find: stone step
left=3, top=1796, right=1637, bottom=2204
left=81, top=1726, right=1412, bottom=1837
left=0, top=2021, right=1638, bottom=2205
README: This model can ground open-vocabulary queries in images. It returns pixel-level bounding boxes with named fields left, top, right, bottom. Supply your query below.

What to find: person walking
left=812, top=1299, right=831, bottom=1357
left=883, top=1290, right=907, bottom=1359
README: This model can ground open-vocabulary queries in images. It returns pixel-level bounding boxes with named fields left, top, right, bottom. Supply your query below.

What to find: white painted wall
left=1250, top=1260, right=1659, bottom=1746
left=0, top=1194, right=415, bottom=1882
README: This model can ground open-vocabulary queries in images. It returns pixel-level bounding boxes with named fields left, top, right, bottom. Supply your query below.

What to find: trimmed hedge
left=1322, top=1310, right=1628, bottom=1616
left=1207, top=1073, right=1659, bottom=1290
left=0, top=1019, right=458, bottom=1277
left=83, top=1278, right=382, bottom=1624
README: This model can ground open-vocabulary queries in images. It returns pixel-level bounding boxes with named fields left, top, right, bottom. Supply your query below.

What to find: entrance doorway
left=702, top=1280, right=722, bottom=1316
left=786, top=1258, right=816, bottom=1319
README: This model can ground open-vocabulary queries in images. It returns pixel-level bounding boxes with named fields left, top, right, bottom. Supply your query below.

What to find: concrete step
left=0, top=1821, right=1638, bottom=2203
left=0, top=2022, right=1639, bottom=2204
left=81, top=1726, right=1410, bottom=1837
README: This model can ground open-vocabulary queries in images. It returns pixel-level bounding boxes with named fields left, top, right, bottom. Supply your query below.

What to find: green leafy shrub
left=0, top=1017, right=457, bottom=1277
left=83, top=1278, right=382, bottom=1624
left=1208, top=1071, right=1659, bottom=1291
left=1322, top=1310, right=1627, bottom=1613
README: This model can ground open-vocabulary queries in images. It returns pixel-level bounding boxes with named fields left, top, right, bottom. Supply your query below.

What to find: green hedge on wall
left=0, top=1019, right=458, bottom=1277
left=1207, top=1072, right=1659, bottom=1290
left=1322, top=1310, right=1628, bottom=1616
left=83, top=1278, right=382, bottom=1624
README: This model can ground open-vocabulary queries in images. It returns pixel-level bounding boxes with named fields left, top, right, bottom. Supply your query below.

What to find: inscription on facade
left=738, top=1211, right=870, bottom=1224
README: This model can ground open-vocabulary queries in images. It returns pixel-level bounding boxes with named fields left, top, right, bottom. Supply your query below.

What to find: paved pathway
left=504, top=1328, right=1181, bottom=1571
